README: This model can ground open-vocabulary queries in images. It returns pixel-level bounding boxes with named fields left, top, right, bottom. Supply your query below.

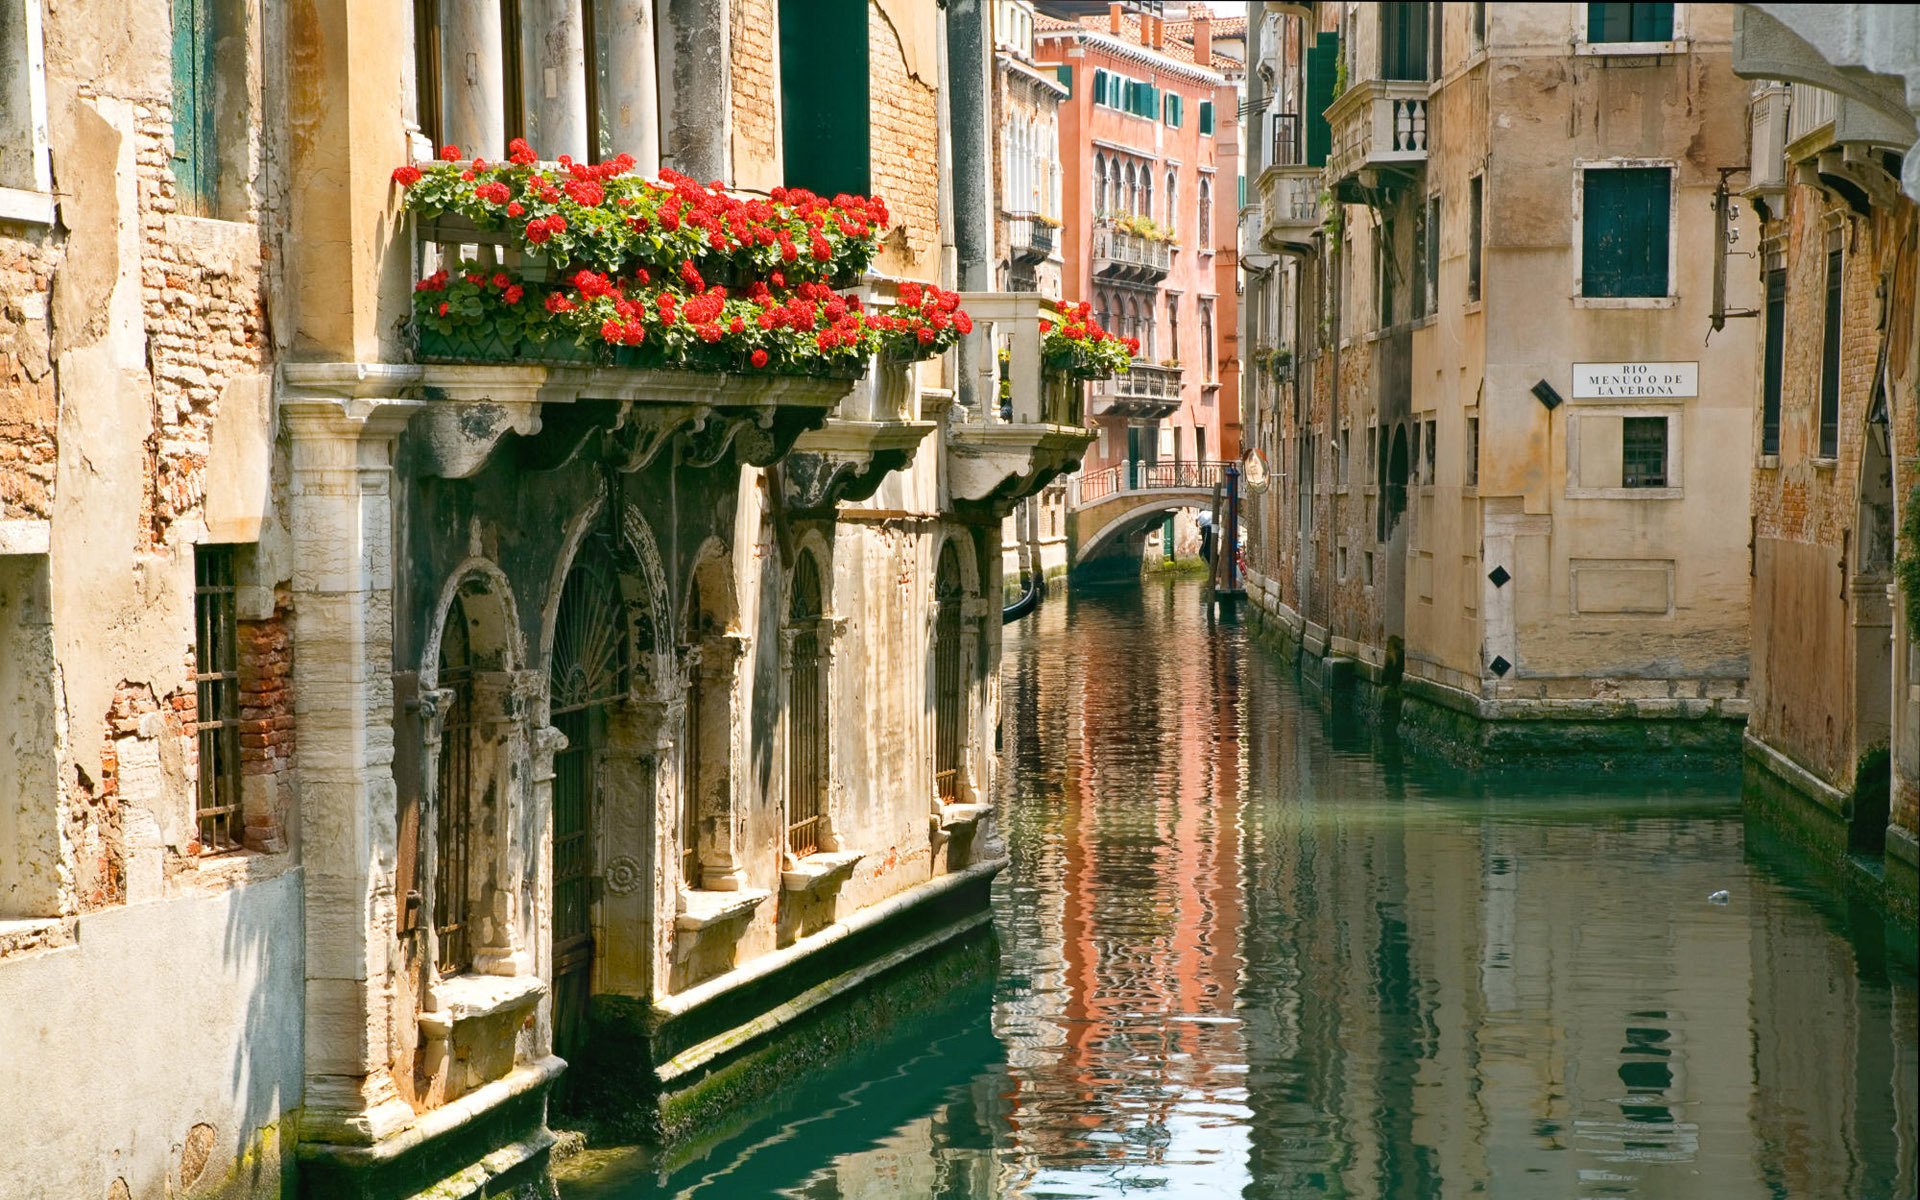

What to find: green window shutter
left=171, top=0, right=216, bottom=214
left=1199, top=100, right=1215, bottom=135
left=779, top=0, right=870, bottom=196
left=1238, top=174, right=1246, bottom=208
left=1581, top=167, right=1670, bottom=297
left=1056, top=64, right=1072, bottom=93
left=1588, top=3, right=1673, bottom=43
left=1147, top=84, right=1160, bottom=119
left=1092, top=69, right=1108, bottom=107
left=1304, top=32, right=1339, bottom=167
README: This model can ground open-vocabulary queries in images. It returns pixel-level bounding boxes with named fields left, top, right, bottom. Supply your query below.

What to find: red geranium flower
left=440, top=145, right=461, bottom=161
left=392, top=164, right=422, bottom=186
left=750, top=348, right=770, bottom=368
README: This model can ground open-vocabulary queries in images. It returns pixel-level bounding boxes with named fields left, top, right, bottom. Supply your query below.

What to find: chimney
left=1193, top=10, right=1212, bottom=67
left=1109, top=3, right=1123, bottom=35
left=1151, top=15, right=1165, bottom=49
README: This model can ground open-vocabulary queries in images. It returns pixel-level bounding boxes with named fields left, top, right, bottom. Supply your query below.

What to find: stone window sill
left=782, top=851, right=865, bottom=894
left=419, top=972, right=546, bottom=1039
left=0, top=186, right=55, bottom=227
left=675, top=886, right=771, bottom=932
left=936, top=802, right=993, bottom=833
left=1573, top=295, right=1677, bottom=310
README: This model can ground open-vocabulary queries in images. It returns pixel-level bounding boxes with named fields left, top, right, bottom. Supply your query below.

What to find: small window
left=1423, top=418, right=1437, bottom=483
left=1380, top=1, right=1430, bottom=81
left=1819, top=234, right=1842, bottom=459
left=1198, top=178, right=1213, bottom=249
left=1471, top=2, right=1486, bottom=48
left=1582, top=167, right=1671, bottom=298
left=194, top=545, right=243, bottom=853
left=1164, top=93, right=1182, bottom=128
left=1410, top=421, right=1424, bottom=483
left=1421, top=194, right=1440, bottom=317
left=1761, top=264, right=1785, bottom=456
left=1056, top=64, right=1073, bottom=92
left=1622, top=416, right=1668, bottom=487
left=781, top=0, right=871, bottom=195
left=1587, top=3, right=1674, bottom=44
left=1338, top=427, right=1351, bottom=485
left=1199, top=100, right=1215, bottom=136
left=1466, top=416, right=1480, bottom=486
left=1468, top=175, right=1484, bottom=302
left=0, top=0, right=53, bottom=203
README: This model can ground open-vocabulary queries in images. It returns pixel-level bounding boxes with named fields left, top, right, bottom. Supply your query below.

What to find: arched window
left=1093, top=152, right=1108, bottom=216
left=433, top=595, right=475, bottom=977
left=548, top=531, right=628, bottom=1057
left=1166, top=169, right=1178, bottom=233
left=786, top=552, right=828, bottom=856
left=932, top=541, right=969, bottom=803
left=1142, top=171, right=1154, bottom=222
left=1123, top=161, right=1138, bottom=215
left=1199, top=177, right=1213, bottom=249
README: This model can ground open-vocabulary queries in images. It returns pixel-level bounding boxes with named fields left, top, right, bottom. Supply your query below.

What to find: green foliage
left=1896, top=485, right=1920, bottom=632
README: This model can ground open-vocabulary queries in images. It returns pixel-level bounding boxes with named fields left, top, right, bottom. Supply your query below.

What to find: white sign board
left=1571, top=362, right=1698, bottom=399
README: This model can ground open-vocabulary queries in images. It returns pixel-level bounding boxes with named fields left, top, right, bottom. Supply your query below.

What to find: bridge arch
left=1074, top=494, right=1217, bottom=562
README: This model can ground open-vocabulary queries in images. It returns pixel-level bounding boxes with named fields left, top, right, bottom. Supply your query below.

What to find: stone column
left=469, top=670, right=546, bottom=979
left=958, top=597, right=990, bottom=805
left=691, top=632, right=750, bottom=889
left=523, top=0, right=591, bottom=161
left=946, top=0, right=991, bottom=410
left=441, top=0, right=508, bottom=158
left=600, top=0, right=661, bottom=173
left=657, top=0, right=730, bottom=181
left=285, top=396, right=421, bottom=1147
left=599, top=695, right=679, bottom=995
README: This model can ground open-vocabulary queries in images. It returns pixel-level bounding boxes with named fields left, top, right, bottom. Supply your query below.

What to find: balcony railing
left=1073, top=459, right=1229, bottom=505
left=1258, top=164, right=1323, bottom=253
left=1325, top=78, right=1429, bottom=192
left=1006, top=212, right=1057, bottom=264
left=1091, top=218, right=1173, bottom=284
left=1786, top=81, right=1839, bottom=148
left=1090, top=361, right=1182, bottom=420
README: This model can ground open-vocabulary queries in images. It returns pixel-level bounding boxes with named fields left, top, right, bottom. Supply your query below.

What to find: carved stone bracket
left=613, top=402, right=710, bottom=472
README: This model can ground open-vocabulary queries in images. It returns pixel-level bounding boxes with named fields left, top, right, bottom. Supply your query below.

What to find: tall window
left=1142, top=172, right=1153, bottom=221
left=1819, top=233, right=1842, bottom=459
left=786, top=554, right=827, bottom=857
left=1, top=0, right=52, bottom=201
left=1169, top=294, right=1181, bottom=366
left=193, top=545, right=242, bottom=853
left=1622, top=416, right=1669, bottom=487
left=435, top=596, right=476, bottom=976
left=1466, top=416, right=1480, bottom=486
left=1761, top=264, right=1785, bottom=456
left=1199, top=178, right=1213, bottom=249
left=1581, top=166, right=1671, bottom=298
left=171, top=0, right=220, bottom=213
left=1094, top=153, right=1108, bottom=216
left=1166, top=170, right=1178, bottom=232
left=1380, top=1, right=1430, bottom=81
left=932, top=543, right=966, bottom=804
left=1416, top=194, right=1440, bottom=318
left=1199, top=298, right=1215, bottom=381
left=1587, top=3, right=1674, bottom=43
left=1468, top=174, right=1484, bottom=302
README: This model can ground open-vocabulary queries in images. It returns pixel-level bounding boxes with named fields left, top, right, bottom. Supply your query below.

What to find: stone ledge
left=936, top=803, right=992, bottom=832
left=676, top=887, right=772, bottom=932
left=420, top=972, right=547, bottom=1038
left=782, top=851, right=865, bottom=894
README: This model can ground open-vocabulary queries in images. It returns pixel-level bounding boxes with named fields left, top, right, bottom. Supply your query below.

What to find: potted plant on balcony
left=394, top=140, right=968, bottom=378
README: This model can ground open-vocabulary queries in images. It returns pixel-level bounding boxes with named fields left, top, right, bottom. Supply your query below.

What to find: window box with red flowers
left=1042, top=302, right=1136, bottom=381
left=396, top=141, right=965, bottom=381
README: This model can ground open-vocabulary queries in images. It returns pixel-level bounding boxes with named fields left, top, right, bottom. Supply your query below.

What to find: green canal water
left=563, top=579, right=1919, bottom=1198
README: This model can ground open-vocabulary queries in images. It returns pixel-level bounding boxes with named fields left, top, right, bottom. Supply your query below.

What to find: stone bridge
left=1067, top=460, right=1231, bottom=565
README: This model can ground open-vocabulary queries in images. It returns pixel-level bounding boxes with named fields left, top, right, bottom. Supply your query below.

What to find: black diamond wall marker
left=1531, top=379, right=1564, bottom=410
left=1487, top=565, right=1511, bottom=587
left=1489, top=655, right=1512, bottom=676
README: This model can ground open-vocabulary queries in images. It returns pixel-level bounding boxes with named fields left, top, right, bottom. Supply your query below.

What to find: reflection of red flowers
left=392, top=165, right=422, bottom=186
left=750, top=348, right=770, bottom=368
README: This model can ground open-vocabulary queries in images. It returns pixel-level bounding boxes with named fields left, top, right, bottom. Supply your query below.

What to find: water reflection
left=564, top=580, right=1919, bottom=1199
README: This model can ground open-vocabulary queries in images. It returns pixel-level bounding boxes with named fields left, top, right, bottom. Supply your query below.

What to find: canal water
left=564, top=578, right=1919, bottom=1199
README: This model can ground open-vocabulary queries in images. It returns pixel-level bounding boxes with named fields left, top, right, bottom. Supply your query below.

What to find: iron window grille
left=1622, top=416, right=1669, bottom=488
left=786, top=554, right=827, bottom=857
left=193, top=545, right=243, bottom=853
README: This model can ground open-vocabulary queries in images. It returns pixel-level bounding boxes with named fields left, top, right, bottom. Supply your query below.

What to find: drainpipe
left=947, top=0, right=991, bottom=411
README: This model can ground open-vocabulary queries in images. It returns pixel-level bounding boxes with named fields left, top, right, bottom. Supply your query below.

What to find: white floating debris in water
left=1708, top=890, right=1731, bottom=905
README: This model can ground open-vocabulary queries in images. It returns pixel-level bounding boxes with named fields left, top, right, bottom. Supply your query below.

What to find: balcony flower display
left=397, top=140, right=969, bottom=373
left=1041, top=302, right=1135, bottom=380
left=1109, top=212, right=1177, bottom=245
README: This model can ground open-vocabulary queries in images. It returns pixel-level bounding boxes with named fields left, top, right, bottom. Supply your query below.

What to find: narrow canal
left=565, top=578, right=1920, bottom=1199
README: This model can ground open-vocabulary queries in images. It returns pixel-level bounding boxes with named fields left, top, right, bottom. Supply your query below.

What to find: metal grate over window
left=1622, top=416, right=1668, bottom=488
left=787, top=554, right=826, bottom=857
left=194, top=545, right=243, bottom=853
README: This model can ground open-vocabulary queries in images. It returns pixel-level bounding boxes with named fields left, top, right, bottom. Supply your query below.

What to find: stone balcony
left=1258, top=164, right=1324, bottom=254
left=1005, top=211, right=1057, bottom=265
left=950, top=292, right=1095, bottom=508
left=1089, top=362, right=1182, bottom=421
left=1090, top=219, right=1173, bottom=284
left=1324, top=78, right=1429, bottom=200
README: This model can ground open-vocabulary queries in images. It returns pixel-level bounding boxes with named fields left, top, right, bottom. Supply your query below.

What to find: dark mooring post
left=1225, top=460, right=1241, bottom=595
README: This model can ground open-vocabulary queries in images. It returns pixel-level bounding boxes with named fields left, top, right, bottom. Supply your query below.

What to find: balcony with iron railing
left=1005, top=211, right=1057, bottom=264
left=1324, top=78, right=1428, bottom=198
left=1090, top=361, right=1182, bottom=421
left=1091, top=217, right=1173, bottom=284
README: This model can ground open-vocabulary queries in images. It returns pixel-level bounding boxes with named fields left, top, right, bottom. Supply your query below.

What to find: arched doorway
left=547, top=530, right=628, bottom=1059
left=786, top=551, right=828, bottom=857
left=933, top=540, right=968, bottom=804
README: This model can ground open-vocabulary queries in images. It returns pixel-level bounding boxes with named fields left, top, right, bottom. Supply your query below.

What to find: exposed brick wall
left=0, top=236, right=59, bottom=522
left=730, top=0, right=780, bottom=186
left=138, top=114, right=269, bottom=549
left=237, top=599, right=294, bottom=852
left=869, top=2, right=940, bottom=272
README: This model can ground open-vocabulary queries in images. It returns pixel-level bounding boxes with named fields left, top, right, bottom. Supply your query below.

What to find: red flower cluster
left=1042, top=300, right=1134, bottom=379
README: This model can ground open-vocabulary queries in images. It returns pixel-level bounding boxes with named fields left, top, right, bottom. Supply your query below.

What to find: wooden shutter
left=1761, top=267, right=1785, bottom=455
left=1199, top=101, right=1215, bottom=135
left=1582, top=167, right=1669, bottom=298
left=1305, top=32, right=1338, bottom=166
left=170, top=0, right=216, bottom=214
left=1588, top=3, right=1674, bottom=43
left=1056, top=64, right=1072, bottom=93
left=779, top=0, right=870, bottom=196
